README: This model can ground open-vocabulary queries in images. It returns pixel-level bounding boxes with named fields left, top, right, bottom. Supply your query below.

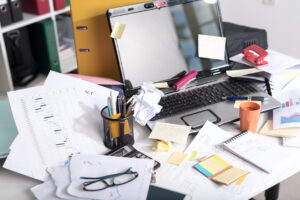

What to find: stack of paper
left=31, top=154, right=154, bottom=200
left=4, top=71, right=118, bottom=181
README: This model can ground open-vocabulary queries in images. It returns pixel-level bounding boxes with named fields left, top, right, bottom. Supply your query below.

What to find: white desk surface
left=1, top=112, right=300, bottom=200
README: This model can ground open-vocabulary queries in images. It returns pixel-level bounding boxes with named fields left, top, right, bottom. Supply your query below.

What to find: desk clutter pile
left=3, top=47, right=300, bottom=199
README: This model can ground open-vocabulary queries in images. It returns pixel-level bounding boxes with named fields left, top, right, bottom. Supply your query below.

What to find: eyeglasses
left=80, top=167, right=139, bottom=191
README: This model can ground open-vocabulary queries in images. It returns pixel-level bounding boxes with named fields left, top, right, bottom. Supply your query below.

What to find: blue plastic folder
left=0, top=100, right=18, bottom=158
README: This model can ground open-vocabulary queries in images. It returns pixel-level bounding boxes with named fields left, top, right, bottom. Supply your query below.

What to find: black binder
left=0, top=0, right=12, bottom=26
left=4, top=27, right=38, bottom=86
left=8, top=0, right=23, bottom=22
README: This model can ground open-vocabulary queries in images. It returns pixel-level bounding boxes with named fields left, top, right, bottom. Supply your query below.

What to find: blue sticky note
left=194, top=163, right=212, bottom=177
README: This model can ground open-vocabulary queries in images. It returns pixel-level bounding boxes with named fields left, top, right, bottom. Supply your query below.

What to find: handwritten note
left=149, top=122, right=191, bottom=144
left=198, top=34, right=226, bottom=60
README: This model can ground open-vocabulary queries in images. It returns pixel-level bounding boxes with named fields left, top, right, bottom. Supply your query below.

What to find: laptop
left=107, top=0, right=280, bottom=133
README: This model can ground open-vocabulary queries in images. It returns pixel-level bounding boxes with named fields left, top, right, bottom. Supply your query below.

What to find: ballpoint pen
left=222, top=96, right=265, bottom=102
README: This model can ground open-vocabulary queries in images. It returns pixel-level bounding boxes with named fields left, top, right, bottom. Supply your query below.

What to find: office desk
left=1, top=113, right=300, bottom=199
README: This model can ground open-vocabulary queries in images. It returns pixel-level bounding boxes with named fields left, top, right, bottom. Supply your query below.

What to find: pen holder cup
left=101, top=106, right=134, bottom=149
left=239, top=102, right=261, bottom=133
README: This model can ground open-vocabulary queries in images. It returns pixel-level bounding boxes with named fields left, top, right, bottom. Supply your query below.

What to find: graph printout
left=273, top=89, right=300, bottom=129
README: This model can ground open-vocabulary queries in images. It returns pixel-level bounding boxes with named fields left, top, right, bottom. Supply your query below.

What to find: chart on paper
left=273, top=89, right=300, bottom=129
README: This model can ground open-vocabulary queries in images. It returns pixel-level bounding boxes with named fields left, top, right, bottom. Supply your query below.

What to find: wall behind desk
left=70, top=0, right=148, bottom=79
left=220, top=0, right=300, bottom=59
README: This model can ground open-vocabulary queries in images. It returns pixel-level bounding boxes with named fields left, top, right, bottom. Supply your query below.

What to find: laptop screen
left=108, top=0, right=228, bottom=89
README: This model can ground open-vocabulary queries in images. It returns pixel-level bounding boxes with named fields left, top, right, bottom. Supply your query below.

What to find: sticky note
left=198, top=34, right=226, bottom=60
left=209, top=155, right=230, bottom=169
left=108, top=113, right=131, bottom=138
left=234, top=100, right=261, bottom=108
left=236, top=174, right=247, bottom=186
left=152, top=140, right=172, bottom=152
left=111, top=22, right=126, bottom=39
left=149, top=122, right=191, bottom=144
left=188, top=151, right=198, bottom=161
left=167, top=152, right=188, bottom=166
left=194, top=163, right=212, bottom=177
left=200, top=162, right=217, bottom=175
left=154, top=82, right=169, bottom=89
left=205, top=159, right=222, bottom=172
left=212, top=167, right=249, bottom=185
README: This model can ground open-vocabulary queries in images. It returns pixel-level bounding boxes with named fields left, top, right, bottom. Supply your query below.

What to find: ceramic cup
left=239, top=102, right=261, bottom=133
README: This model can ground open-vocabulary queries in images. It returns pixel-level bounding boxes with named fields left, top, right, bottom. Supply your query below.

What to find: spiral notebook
left=223, top=131, right=292, bottom=173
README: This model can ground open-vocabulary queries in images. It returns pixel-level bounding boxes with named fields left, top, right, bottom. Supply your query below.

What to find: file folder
left=53, top=0, right=65, bottom=11
left=70, top=0, right=149, bottom=79
left=65, top=0, right=69, bottom=6
left=21, top=0, right=50, bottom=15
left=0, top=100, right=18, bottom=158
left=0, top=0, right=12, bottom=26
left=29, top=20, right=61, bottom=74
left=8, top=0, right=23, bottom=22
left=4, top=27, right=38, bottom=86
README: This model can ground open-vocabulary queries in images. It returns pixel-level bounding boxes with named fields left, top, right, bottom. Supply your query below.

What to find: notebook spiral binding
left=223, top=131, right=249, bottom=144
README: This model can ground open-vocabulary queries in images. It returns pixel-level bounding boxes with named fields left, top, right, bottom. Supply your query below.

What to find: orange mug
left=239, top=102, right=261, bottom=133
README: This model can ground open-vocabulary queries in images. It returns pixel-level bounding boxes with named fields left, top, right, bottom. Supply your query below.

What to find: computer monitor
left=107, top=0, right=229, bottom=89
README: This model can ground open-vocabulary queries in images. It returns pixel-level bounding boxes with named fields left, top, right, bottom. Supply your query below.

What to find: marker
left=223, top=96, right=265, bottom=102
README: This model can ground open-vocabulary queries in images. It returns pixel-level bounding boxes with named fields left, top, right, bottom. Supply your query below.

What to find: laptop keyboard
left=150, top=80, right=258, bottom=121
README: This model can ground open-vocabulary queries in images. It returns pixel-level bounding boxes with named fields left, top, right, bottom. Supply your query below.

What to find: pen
left=107, top=97, right=113, bottom=116
left=222, top=96, right=265, bottom=102
left=119, top=96, right=126, bottom=145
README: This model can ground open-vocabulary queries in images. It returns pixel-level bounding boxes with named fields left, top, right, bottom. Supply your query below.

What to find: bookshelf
left=0, top=1, right=76, bottom=94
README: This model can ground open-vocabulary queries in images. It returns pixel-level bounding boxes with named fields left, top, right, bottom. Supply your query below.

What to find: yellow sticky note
left=236, top=174, right=247, bottom=186
left=200, top=162, right=217, bottom=175
left=149, top=122, right=191, bottom=144
left=167, top=152, right=188, bottom=166
left=154, top=82, right=169, bottom=89
left=111, top=22, right=126, bottom=39
left=212, top=167, right=249, bottom=185
left=209, top=155, right=231, bottom=170
left=152, top=141, right=172, bottom=152
left=234, top=100, right=261, bottom=108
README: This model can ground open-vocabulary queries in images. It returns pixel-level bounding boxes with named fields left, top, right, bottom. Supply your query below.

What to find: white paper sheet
left=198, top=34, right=226, bottom=60
left=67, top=154, right=154, bottom=200
left=156, top=121, right=265, bottom=200
left=226, top=68, right=261, bottom=77
left=273, top=89, right=300, bottom=129
left=31, top=179, right=63, bottom=200
left=48, top=160, right=87, bottom=200
left=230, top=50, right=300, bottom=74
left=283, top=136, right=300, bottom=148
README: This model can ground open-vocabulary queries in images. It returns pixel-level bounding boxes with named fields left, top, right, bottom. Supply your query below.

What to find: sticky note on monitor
left=111, top=22, right=126, bottom=39
left=198, top=34, right=226, bottom=60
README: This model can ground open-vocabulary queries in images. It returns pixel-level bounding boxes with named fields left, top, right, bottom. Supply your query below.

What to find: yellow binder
left=70, top=0, right=150, bottom=79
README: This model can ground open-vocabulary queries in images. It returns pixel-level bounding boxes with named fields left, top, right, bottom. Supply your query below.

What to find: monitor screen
left=108, top=0, right=228, bottom=88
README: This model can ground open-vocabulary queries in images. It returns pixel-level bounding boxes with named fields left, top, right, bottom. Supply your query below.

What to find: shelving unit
left=0, top=1, right=76, bottom=94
